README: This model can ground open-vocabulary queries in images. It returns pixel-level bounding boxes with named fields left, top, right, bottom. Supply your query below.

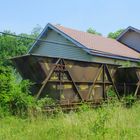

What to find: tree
left=108, top=29, right=124, bottom=39
left=87, top=27, right=102, bottom=36
left=0, top=33, right=33, bottom=66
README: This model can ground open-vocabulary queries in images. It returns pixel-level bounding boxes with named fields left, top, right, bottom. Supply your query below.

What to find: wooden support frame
left=30, top=56, right=120, bottom=102
left=103, top=65, right=107, bottom=100
left=87, top=64, right=103, bottom=100
left=134, top=84, right=140, bottom=96
left=105, top=65, right=120, bottom=100
left=36, top=58, right=84, bottom=101
left=13, top=54, right=119, bottom=102
left=134, top=71, right=140, bottom=96
left=14, top=54, right=140, bottom=105
left=36, top=58, right=61, bottom=99
left=62, top=59, right=84, bottom=101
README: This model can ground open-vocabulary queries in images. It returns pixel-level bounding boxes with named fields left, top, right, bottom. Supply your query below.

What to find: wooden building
left=11, top=23, right=140, bottom=104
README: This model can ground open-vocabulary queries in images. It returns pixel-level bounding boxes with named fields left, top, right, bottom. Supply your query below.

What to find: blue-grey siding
left=119, top=31, right=140, bottom=52
left=30, top=29, right=137, bottom=65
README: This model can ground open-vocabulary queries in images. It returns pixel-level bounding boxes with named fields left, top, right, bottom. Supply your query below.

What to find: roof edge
left=116, top=26, right=140, bottom=41
left=89, top=51, right=140, bottom=62
left=10, top=53, right=121, bottom=66
left=28, top=23, right=52, bottom=53
left=28, top=23, right=140, bottom=62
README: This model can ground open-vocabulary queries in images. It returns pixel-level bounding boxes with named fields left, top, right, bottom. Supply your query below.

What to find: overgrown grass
left=1, top=101, right=140, bottom=140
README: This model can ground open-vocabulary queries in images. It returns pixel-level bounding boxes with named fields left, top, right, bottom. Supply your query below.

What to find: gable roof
left=29, top=23, right=140, bottom=62
left=117, top=26, right=140, bottom=41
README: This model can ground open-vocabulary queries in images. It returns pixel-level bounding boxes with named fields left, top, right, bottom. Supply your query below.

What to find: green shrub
left=37, top=95, right=56, bottom=107
left=0, top=66, right=35, bottom=117
left=121, top=95, right=137, bottom=107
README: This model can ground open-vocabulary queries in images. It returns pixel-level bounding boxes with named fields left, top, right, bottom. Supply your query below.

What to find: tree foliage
left=107, top=29, right=124, bottom=39
left=0, top=33, right=32, bottom=66
left=0, top=25, right=42, bottom=66
left=0, top=26, right=42, bottom=116
left=0, top=66, right=35, bottom=116
left=87, top=27, right=102, bottom=36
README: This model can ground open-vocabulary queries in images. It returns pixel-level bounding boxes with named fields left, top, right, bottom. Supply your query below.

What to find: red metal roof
left=53, top=24, right=140, bottom=59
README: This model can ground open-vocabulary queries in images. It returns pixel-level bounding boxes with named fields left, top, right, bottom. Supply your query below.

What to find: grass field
left=0, top=102, right=140, bottom=140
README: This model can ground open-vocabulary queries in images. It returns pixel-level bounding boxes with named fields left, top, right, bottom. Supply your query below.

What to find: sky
left=0, top=0, right=140, bottom=36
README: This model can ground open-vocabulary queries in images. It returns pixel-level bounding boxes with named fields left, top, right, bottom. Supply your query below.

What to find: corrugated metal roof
left=52, top=24, right=140, bottom=60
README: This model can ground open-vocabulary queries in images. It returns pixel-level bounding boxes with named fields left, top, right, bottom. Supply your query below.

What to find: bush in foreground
left=0, top=66, right=35, bottom=117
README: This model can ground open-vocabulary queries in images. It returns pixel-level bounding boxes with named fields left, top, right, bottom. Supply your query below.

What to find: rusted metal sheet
left=12, top=56, right=58, bottom=84
left=65, top=60, right=101, bottom=82
left=11, top=54, right=120, bottom=104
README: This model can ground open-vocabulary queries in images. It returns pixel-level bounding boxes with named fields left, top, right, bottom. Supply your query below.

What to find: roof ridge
left=52, top=23, right=133, bottom=44
left=53, top=23, right=106, bottom=38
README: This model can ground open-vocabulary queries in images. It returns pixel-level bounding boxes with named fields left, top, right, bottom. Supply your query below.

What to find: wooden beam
left=63, top=59, right=84, bottom=101
left=87, top=64, right=103, bottom=100
left=105, top=65, right=120, bottom=100
left=103, top=65, right=107, bottom=100
left=135, top=71, right=140, bottom=96
left=36, top=58, right=61, bottom=99
left=134, top=83, right=140, bottom=96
